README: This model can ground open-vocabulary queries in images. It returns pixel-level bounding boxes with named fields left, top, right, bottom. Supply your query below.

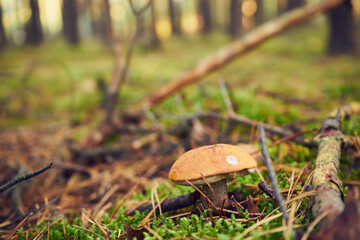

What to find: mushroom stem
left=200, top=179, right=231, bottom=210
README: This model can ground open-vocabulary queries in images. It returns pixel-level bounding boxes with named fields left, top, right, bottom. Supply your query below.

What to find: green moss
left=5, top=15, right=360, bottom=240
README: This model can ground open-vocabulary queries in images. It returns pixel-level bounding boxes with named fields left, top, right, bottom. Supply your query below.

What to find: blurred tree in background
left=103, top=0, right=113, bottom=45
left=168, top=0, right=181, bottom=35
left=327, top=0, right=357, bottom=54
left=229, top=0, right=242, bottom=38
left=278, top=0, right=304, bottom=15
left=288, top=0, right=304, bottom=11
left=149, top=0, right=160, bottom=48
left=62, top=0, right=79, bottom=44
left=255, top=0, right=264, bottom=25
left=198, top=0, right=212, bottom=35
left=0, top=0, right=357, bottom=53
left=0, top=1, right=6, bottom=49
left=25, top=0, right=43, bottom=45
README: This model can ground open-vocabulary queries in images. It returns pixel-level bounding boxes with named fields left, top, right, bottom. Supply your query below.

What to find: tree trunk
left=103, top=0, right=113, bottom=46
left=255, top=0, right=264, bottom=25
left=229, top=0, right=242, bottom=38
left=288, top=0, right=304, bottom=10
left=150, top=0, right=160, bottom=48
left=0, top=1, right=7, bottom=49
left=25, top=0, right=43, bottom=45
left=88, top=0, right=98, bottom=37
left=327, top=0, right=356, bottom=55
left=198, top=0, right=212, bottom=34
left=62, top=0, right=79, bottom=44
left=277, top=0, right=287, bottom=16
left=168, top=0, right=181, bottom=35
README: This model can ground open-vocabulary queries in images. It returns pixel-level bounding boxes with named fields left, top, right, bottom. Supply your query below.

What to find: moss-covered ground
left=0, top=16, right=359, bottom=239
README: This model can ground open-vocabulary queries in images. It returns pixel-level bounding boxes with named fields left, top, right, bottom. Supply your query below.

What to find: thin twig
left=82, top=209, right=112, bottom=240
left=0, top=196, right=61, bottom=229
left=144, top=107, right=164, bottom=131
left=250, top=128, right=317, bottom=157
left=259, top=125, right=289, bottom=224
left=353, top=131, right=360, bottom=153
left=105, top=0, right=152, bottom=119
left=219, top=78, right=235, bottom=115
left=4, top=216, right=31, bottom=240
left=258, top=180, right=274, bottom=199
left=219, top=78, right=293, bottom=137
left=0, top=162, right=53, bottom=193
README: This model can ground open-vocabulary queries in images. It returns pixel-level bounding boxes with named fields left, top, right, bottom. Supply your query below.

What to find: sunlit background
left=1, top=0, right=358, bottom=46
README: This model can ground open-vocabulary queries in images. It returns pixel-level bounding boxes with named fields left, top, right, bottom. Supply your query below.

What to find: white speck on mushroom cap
left=226, top=155, right=239, bottom=165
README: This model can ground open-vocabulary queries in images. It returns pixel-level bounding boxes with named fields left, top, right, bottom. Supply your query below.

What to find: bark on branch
left=329, top=102, right=360, bottom=120
left=0, top=163, right=53, bottom=193
left=128, top=188, right=243, bottom=215
left=311, top=111, right=345, bottom=223
left=139, top=0, right=345, bottom=109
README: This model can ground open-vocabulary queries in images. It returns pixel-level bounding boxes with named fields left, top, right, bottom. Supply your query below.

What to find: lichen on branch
left=311, top=112, right=345, bottom=222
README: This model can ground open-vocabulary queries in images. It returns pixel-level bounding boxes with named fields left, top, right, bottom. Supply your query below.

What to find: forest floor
left=0, top=17, right=360, bottom=239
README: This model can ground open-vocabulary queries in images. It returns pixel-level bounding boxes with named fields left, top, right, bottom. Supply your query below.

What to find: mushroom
left=168, top=143, right=257, bottom=210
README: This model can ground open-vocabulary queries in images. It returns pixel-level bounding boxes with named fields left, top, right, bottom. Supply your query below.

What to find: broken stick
left=128, top=188, right=243, bottom=216
left=0, top=163, right=53, bottom=193
left=140, top=0, right=345, bottom=109
left=311, top=111, right=345, bottom=223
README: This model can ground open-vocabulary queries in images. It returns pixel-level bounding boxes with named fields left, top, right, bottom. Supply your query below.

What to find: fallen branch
left=140, top=0, right=345, bottom=109
left=157, top=108, right=315, bottom=147
left=258, top=180, right=275, bottom=199
left=128, top=188, right=243, bottom=216
left=0, top=162, right=53, bottom=193
left=311, top=111, right=345, bottom=224
left=128, top=192, right=199, bottom=216
left=329, top=102, right=360, bottom=119
left=298, top=185, right=360, bottom=240
left=219, top=78, right=293, bottom=138
left=314, top=185, right=360, bottom=239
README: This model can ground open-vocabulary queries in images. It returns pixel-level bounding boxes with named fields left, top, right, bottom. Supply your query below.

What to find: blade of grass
left=153, top=183, right=162, bottom=216
left=286, top=170, right=296, bottom=204
left=82, top=209, right=111, bottom=240
left=5, top=216, right=31, bottom=240
left=235, top=212, right=284, bottom=239
left=72, top=225, right=106, bottom=240
left=143, top=224, right=163, bottom=240
left=244, top=224, right=304, bottom=240
left=140, top=194, right=170, bottom=226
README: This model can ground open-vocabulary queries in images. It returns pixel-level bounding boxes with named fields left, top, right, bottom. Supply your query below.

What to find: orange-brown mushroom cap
left=169, top=144, right=257, bottom=186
